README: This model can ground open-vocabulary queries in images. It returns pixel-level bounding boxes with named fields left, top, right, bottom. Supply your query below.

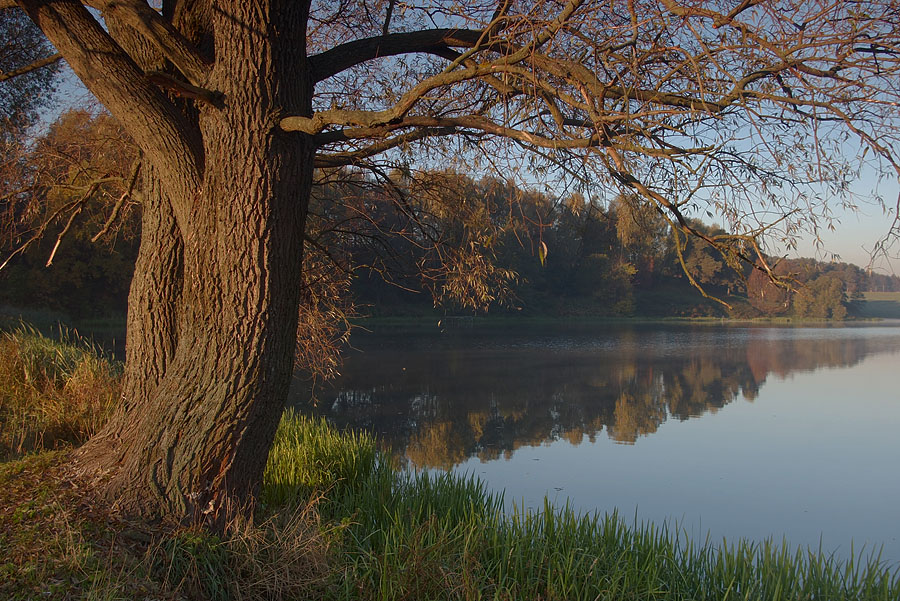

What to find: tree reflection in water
left=288, top=324, right=900, bottom=470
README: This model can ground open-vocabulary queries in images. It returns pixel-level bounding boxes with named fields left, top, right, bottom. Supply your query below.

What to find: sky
left=794, top=205, right=897, bottom=272
left=777, top=178, right=899, bottom=274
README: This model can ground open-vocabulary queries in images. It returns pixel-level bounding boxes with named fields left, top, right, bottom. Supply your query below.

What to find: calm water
left=287, top=321, right=900, bottom=564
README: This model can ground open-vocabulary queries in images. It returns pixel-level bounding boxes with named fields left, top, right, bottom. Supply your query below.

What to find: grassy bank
left=0, top=325, right=120, bottom=460
left=856, top=292, right=900, bottom=319
left=2, top=328, right=899, bottom=600
left=264, top=414, right=899, bottom=601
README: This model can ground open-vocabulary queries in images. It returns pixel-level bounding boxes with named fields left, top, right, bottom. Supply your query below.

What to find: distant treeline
left=325, top=171, right=899, bottom=320
left=1, top=111, right=898, bottom=322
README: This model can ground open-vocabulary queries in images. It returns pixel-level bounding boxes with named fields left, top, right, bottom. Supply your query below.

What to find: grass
left=856, top=291, right=900, bottom=319
left=262, top=413, right=900, bottom=601
left=0, top=450, right=334, bottom=601
left=1, top=325, right=899, bottom=599
left=152, top=506, right=333, bottom=601
left=0, top=324, right=120, bottom=460
left=0, top=451, right=172, bottom=601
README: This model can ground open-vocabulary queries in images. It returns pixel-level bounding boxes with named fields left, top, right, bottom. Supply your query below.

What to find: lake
left=287, top=320, right=900, bottom=566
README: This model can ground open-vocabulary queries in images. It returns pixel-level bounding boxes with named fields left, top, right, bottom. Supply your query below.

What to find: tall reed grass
left=262, top=412, right=900, bottom=601
left=0, top=324, right=120, bottom=459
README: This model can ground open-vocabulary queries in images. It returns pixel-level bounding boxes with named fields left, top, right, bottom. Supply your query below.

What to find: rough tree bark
left=18, top=0, right=315, bottom=525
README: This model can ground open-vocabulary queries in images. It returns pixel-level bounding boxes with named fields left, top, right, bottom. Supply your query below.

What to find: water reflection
left=288, top=323, right=900, bottom=470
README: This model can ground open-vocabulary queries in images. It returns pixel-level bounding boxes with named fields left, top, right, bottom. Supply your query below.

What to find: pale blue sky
left=778, top=180, right=899, bottom=273
left=793, top=205, right=896, bottom=270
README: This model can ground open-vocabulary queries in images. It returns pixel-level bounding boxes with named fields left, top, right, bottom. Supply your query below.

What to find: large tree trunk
left=70, top=1, right=313, bottom=527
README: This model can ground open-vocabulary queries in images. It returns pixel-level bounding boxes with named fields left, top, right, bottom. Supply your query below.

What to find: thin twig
left=0, top=177, right=108, bottom=272
left=46, top=182, right=103, bottom=266
left=92, top=162, right=141, bottom=242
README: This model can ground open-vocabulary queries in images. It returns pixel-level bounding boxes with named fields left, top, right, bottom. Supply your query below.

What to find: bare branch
left=314, top=128, right=459, bottom=168
left=146, top=71, right=222, bottom=106
left=45, top=187, right=91, bottom=266
left=0, top=51, right=62, bottom=82
left=381, top=0, right=395, bottom=37
left=0, top=176, right=105, bottom=272
left=92, top=161, right=140, bottom=243
left=309, top=28, right=483, bottom=83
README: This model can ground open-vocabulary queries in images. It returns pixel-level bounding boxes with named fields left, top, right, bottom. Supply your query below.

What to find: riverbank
left=351, top=313, right=891, bottom=335
left=2, top=327, right=899, bottom=599
left=3, top=296, right=897, bottom=352
left=3, top=414, right=898, bottom=600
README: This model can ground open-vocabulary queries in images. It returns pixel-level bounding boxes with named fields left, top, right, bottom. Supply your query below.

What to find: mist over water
left=288, top=321, right=900, bottom=564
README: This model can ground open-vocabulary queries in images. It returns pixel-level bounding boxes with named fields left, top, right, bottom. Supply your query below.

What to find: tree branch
left=93, top=0, right=211, bottom=84
left=381, top=0, right=395, bottom=37
left=0, top=52, right=62, bottom=82
left=314, top=127, right=460, bottom=167
left=17, top=0, right=203, bottom=226
left=317, top=115, right=603, bottom=149
left=308, top=28, right=483, bottom=83
left=146, top=71, right=222, bottom=106
left=0, top=176, right=105, bottom=272
left=92, top=160, right=140, bottom=242
left=309, top=0, right=584, bottom=85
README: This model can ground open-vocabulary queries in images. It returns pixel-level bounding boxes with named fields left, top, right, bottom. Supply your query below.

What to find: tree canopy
left=7, top=113, right=897, bottom=323
left=0, top=6, right=60, bottom=135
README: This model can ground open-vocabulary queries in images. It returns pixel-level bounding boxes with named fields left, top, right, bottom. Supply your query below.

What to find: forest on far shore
left=2, top=110, right=899, bottom=325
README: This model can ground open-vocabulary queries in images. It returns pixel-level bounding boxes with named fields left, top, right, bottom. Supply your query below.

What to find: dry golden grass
left=1, top=450, right=335, bottom=601
left=0, top=326, right=119, bottom=459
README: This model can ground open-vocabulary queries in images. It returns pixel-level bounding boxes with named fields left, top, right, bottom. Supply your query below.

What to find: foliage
left=793, top=275, right=848, bottom=319
left=0, top=7, right=60, bottom=136
left=0, top=109, right=139, bottom=318
left=302, top=169, right=900, bottom=319
left=6, top=117, right=900, bottom=325
left=295, top=247, right=358, bottom=384
left=746, top=263, right=792, bottom=316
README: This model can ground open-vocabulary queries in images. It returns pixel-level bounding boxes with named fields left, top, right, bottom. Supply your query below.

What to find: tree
left=793, top=274, right=848, bottom=319
left=2, top=6, right=62, bottom=249
left=5, top=0, right=900, bottom=526
left=747, top=259, right=793, bottom=315
left=0, top=109, right=139, bottom=317
left=0, top=6, right=60, bottom=134
left=612, top=193, right=669, bottom=282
